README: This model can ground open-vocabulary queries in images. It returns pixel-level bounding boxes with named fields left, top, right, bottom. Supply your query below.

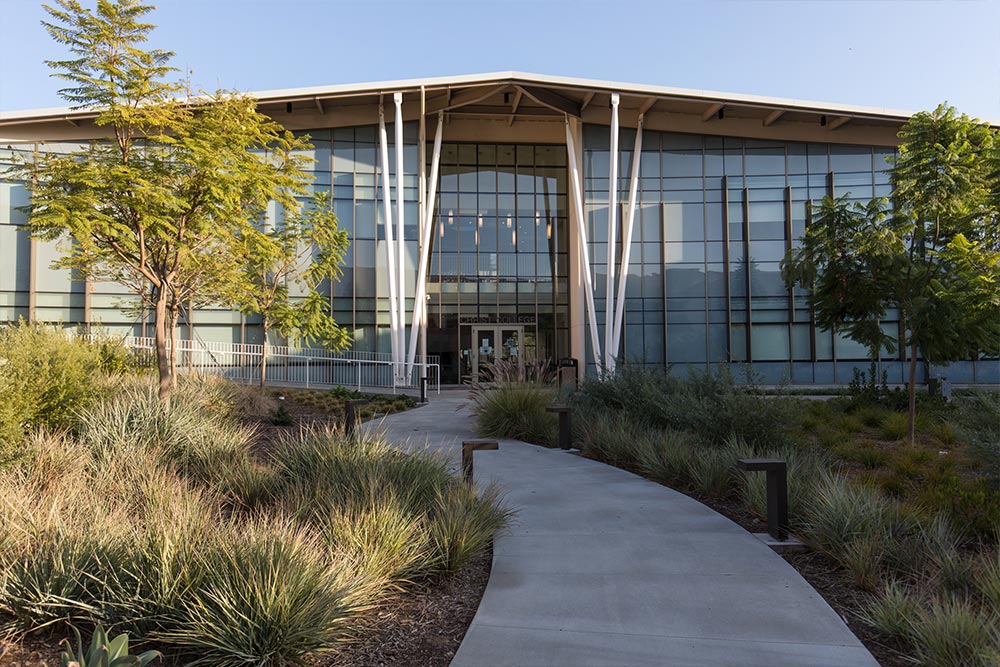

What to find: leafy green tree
left=19, top=0, right=316, bottom=400
left=784, top=105, right=999, bottom=443
left=229, top=191, right=352, bottom=386
left=782, top=196, right=898, bottom=362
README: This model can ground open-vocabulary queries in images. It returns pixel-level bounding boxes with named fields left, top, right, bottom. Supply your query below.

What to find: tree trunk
left=169, top=306, right=179, bottom=391
left=907, top=342, right=918, bottom=445
left=260, top=318, right=269, bottom=388
left=154, top=289, right=172, bottom=402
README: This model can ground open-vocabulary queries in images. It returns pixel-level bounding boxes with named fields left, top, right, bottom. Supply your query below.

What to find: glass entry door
left=471, top=325, right=523, bottom=383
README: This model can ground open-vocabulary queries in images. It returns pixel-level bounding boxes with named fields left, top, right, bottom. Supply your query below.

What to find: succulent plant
left=60, top=625, right=161, bottom=667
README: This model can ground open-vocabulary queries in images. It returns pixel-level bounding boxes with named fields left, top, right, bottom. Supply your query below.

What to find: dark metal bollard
left=462, top=439, right=499, bottom=484
left=344, top=398, right=370, bottom=437
left=545, top=405, right=572, bottom=450
left=420, top=376, right=428, bottom=404
left=736, top=458, right=789, bottom=541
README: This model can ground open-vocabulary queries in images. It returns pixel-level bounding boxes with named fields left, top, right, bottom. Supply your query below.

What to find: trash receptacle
left=557, top=357, right=578, bottom=391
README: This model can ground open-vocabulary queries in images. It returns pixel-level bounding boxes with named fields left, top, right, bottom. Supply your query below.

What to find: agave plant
left=61, top=625, right=161, bottom=667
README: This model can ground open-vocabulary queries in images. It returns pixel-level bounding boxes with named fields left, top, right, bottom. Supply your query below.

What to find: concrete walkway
left=366, top=393, right=878, bottom=667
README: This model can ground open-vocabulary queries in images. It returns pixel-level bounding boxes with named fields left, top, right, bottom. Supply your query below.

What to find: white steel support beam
left=418, top=87, right=427, bottom=381
left=407, top=112, right=444, bottom=379
left=611, top=113, right=644, bottom=364
left=565, top=117, right=603, bottom=376
left=605, top=93, right=620, bottom=372
left=394, top=93, right=406, bottom=381
left=377, top=102, right=400, bottom=371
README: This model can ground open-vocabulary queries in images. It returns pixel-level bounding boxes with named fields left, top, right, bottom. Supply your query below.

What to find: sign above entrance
left=460, top=315, right=536, bottom=325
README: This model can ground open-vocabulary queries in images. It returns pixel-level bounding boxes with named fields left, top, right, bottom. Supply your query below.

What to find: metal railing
left=118, top=336, right=440, bottom=393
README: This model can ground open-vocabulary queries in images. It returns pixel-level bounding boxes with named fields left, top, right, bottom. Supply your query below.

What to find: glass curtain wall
left=426, top=143, right=569, bottom=383
left=329, top=127, right=570, bottom=383
left=582, top=125, right=1000, bottom=384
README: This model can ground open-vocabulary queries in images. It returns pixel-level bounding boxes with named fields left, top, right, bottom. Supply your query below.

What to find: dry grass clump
left=0, top=376, right=508, bottom=666
left=470, top=359, right=559, bottom=446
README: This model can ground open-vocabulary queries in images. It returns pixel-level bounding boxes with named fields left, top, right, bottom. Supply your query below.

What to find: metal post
left=344, top=398, right=370, bottom=437
left=545, top=406, right=572, bottom=450
left=605, top=93, right=620, bottom=373
left=565, top=118, right=603, bottom=376
left=420, top=376, right=427, bottom=404
left=736, top=459, right=789, bottom=541
left=462, top=439, right=499, bottom=484
left=305, top=357, right=310, bottom=388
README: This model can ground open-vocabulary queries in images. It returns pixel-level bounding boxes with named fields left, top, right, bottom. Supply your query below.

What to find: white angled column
left=377, top=102, right=400, bottom=371
left=407, top=111, right=444, bottom=378
left=565, top=118, right=603, bottom=376
left=611, top=113, right=644, bottom=363
left=393, top=93, right=406, bottom=382
left=605, top=93, right=620, bottom=373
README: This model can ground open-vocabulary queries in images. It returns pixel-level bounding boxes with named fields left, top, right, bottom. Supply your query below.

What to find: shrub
left=909, top=596, right=998, bottom=667
left=159, top=519, right=355, bottom=666
left=576, top=365, right=798, bottom=449
left=0, top=377, right=507, bottom=663
left=953, top=391, right=1000, bottom=483
left=977, top=549, right=1000, bottom=612
left=576, top=411, right=651, bottom=470
left=0, top=322, right=106, bottom=463
left=800, top=473, right=898, bottom=555
left=634, top=429, right=697, bottom=488
left=879, top=412, right=910, bottom=441
left=471, top=380, right=557, bottom=446
left=858, top=579, right=919, bottom=643
left=428, top=483, right=510, bottom=573
left=320, top=493, right=432, bottom=586
left=840, top=532, right=887, bottom=592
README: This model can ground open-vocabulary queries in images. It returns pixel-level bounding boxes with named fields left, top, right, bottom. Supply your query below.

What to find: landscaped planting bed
left=472, top=364, right=1000, bottom=667
left=0, top=325, right=506, bottom=666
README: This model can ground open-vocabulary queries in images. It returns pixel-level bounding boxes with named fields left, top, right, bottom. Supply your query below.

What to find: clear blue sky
left=1, top=0, right=998, bottom=120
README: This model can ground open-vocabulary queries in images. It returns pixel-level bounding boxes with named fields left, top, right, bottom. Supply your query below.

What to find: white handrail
left=110, top=335, right=441, bottom=394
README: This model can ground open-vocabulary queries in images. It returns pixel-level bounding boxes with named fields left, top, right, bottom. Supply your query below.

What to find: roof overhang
left=3, top=71, right=995, bottom=145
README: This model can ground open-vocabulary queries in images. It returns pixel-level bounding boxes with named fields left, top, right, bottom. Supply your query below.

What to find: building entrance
left=468, top=325, right=524, bottom=383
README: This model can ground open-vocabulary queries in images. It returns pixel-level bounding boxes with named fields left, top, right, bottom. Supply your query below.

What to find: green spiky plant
left=61, top=625, right=161, bottom=667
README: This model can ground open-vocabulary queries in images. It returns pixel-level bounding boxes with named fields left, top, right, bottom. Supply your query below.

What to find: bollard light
left=545, top=405, right=573, bottom=450
left=461, top=439, right=499, bottom=484
left=736, top=458, right=789, bottom=541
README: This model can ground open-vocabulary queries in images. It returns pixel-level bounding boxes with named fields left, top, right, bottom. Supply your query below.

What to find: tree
left=229, top=191, right=352, bottom=387
left=783, top=105, right=1000, bottom=443
left=20, top=0, right=316, bottom=400
left=782, top=195, right=898, bottom=362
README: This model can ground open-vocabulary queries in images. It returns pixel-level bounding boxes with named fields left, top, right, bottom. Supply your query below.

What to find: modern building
left=1, top=72, right=997, bottom=385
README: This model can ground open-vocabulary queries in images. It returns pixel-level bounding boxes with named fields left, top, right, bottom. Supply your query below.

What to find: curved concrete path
left=366, top=392, right=877, bottom=667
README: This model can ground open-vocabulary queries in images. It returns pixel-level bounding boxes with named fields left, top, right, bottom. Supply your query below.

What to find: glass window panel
left=751, top=324, right=789, bottom=361
left=831, top=145, right=872, bottom=173
left=663, top=150, right=703, bottom=178
left=664, top=242, right=705, bottom=263
left=663, top=202, right=704, bottom=241
left=668, top=324, right=708, bottom=363
left=745, top=144, right=785, bottom=175
left=665, top=265, right=706, bottom=298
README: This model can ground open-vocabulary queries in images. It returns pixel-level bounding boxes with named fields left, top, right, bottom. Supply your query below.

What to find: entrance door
left=471, top=325, right=523, bottom=383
